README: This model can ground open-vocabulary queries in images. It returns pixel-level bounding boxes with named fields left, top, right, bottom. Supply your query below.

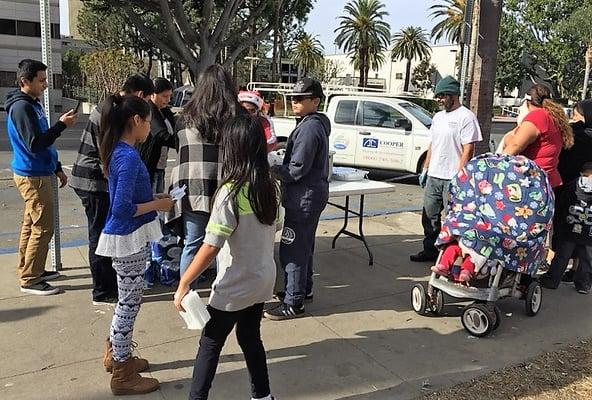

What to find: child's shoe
left=430, top=264, right=450, bottom=276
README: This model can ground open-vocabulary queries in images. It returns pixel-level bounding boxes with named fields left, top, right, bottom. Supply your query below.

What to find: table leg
left=358, top=195, right=373, bottom=266
left=331, top=195, right=350, bottom=249
left=329, top=195, right=374, bottom=266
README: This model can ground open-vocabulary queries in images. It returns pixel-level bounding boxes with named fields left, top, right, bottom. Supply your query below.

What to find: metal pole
left=40, top=0, right=62, bottom=271
left=459, top=0, right=474, bottom=102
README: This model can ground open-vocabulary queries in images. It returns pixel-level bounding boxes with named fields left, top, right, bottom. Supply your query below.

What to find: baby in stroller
left=433, top=153, right=554, bottom=282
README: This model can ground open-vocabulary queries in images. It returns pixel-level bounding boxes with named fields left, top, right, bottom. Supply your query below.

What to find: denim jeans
left=188, top=303, right=270, bottom=400
left=152, top=170, right=165, bottom=194
left=547, top=241, right=592, bottom=287
left=421, top=176, right=451, bottom=255
left=180, top=211, right=212, bottom=283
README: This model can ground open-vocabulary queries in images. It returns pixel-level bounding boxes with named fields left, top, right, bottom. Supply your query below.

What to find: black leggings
left=189, top=303, right=270, bottom=400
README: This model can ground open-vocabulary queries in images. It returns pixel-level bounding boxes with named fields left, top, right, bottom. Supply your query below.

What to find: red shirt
left=522, top=108, right=563, bottom=187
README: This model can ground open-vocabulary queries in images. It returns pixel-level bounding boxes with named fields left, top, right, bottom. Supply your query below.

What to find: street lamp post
left=40, top=0, right=61, bottom=271
left=244, top=56, right=260, bottom=84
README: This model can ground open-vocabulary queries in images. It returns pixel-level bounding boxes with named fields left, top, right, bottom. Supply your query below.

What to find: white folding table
left=328, top=179, right=397, bottom=266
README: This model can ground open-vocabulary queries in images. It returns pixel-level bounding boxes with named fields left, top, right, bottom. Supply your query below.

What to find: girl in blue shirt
left=95, top=94, right=173, bottom=395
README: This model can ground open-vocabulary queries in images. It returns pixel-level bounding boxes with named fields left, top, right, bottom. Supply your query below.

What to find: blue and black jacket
left=5, top=89, right=65, bottom=176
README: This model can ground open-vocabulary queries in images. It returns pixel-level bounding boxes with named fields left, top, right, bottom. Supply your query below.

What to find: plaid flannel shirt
left=166, top=124, right=222, bottom=230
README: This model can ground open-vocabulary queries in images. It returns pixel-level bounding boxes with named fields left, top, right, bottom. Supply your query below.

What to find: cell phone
left=73, top=100, right=82, bottom=114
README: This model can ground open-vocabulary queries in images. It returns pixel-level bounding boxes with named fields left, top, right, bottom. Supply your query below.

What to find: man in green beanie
left=410, top=76, right=483, bottom=262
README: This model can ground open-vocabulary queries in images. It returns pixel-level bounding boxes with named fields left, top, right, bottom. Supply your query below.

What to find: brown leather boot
left=103, top=339, right=149, bottom=373
left=110, top=358, right=159, bottom=395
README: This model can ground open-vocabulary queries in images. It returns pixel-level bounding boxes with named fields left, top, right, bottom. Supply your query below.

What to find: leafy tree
left=79, top=49, right=143, bottom=101
left=334, top=0, right=391, bottom=87
left=289, top=32, right=324, bottom=79
left=558, top=4, right=592, bottom=99
left=82, top=0, right=307, bottom=79
left=429, top=0, right=465, bottom=44
left=411, top=58, right=437, bottom=95
left=62, top=49, right=85, bottom=97
left=311, top=59, right=345, bottom=84
left=391, top=26, right=431, bottom=92
left=495, top=10, right=529, bottom=96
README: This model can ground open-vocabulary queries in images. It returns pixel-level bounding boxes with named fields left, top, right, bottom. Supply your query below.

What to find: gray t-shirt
left=204, top=183, right=280, bottom=312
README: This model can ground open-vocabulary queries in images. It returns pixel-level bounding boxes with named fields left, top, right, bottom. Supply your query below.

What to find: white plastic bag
left=179, top=290, right=211, bottom=330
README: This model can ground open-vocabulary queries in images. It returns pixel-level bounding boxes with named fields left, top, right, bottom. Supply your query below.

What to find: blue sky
left=304, top=0, right=437, bottom=54
left=60, top=0, right=437, bottom=49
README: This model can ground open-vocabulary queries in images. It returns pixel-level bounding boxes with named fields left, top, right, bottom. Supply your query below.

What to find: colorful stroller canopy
left=436, top=153, right=554, bottom=276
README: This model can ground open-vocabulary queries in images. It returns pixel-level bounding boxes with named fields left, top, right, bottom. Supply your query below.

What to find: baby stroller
left=410, top=154, right=554, bottom=337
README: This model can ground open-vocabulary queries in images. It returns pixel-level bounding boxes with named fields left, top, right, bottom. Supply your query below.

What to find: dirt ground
left=423, top=339, right=592, bottom=400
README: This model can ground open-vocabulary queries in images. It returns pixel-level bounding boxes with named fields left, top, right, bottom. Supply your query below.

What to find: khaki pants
left=13, top=175, right=54, bottom=287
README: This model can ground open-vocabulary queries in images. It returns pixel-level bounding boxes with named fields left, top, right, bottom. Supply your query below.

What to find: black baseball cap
left=285, top=77, right=324, bottom=99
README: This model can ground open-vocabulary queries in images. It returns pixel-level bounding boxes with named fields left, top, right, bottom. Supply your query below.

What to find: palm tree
left=429, top=0, right=465, bottom=44
left=391, top=26, right=432, bottom=92
left=289, top=32, right=325, bottom=79
left=334, top=0, right=391, bottom=87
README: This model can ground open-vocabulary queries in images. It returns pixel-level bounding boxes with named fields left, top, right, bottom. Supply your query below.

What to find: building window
left=0, top=19, right=16, bottom=35
left=16, top=20, right=41, bottom=37
left=395, top=73, right=404, bottom=80
left=51, top=24, right=60, bottom=39
left=0, top=71, right=17, bottom=87
left=53, top=74, right=63, bottom=90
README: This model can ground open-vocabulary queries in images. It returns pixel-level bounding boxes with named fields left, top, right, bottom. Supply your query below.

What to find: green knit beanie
left=434, top=76, right=461, bottom=96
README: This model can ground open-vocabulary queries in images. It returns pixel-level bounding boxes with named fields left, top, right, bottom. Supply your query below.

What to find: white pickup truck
left=272, top=95, right=434, bottom=174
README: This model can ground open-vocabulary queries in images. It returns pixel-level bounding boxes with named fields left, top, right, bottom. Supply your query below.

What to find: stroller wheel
left=490, top=305, right=502, bottom=331
left=411, top=284, right=428, bottom=314
left=462, top=303, right=494, bottom=338
left=430, top=289, right=444, bottom=315
left=525, top=281, right=542, bottom=316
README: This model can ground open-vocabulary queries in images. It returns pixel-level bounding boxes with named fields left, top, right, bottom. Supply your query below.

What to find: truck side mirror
left=395, top=118, right=412, bottom=131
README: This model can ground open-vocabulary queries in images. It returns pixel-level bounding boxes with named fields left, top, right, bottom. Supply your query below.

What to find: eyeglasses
left=291, top=96, right=313, bottom=103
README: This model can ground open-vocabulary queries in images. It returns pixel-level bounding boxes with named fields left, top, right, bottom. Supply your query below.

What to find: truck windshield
left=400, top=102, right=433, bottom=128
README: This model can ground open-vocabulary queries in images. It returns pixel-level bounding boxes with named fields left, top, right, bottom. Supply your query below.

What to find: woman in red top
left=503, top=84, right=574, bottom=188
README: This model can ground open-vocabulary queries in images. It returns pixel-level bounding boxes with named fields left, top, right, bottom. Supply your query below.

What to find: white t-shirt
left=428, top=106, right=482, bottom=180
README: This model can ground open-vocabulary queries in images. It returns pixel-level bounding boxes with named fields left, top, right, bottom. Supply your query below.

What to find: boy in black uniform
left=541, top=162, right=592, bottom=294
left=265, top=78, right=331, bottom=320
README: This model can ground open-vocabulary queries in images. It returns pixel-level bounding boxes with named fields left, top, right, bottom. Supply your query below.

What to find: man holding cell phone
left=5, top=59, right=78, bottom=295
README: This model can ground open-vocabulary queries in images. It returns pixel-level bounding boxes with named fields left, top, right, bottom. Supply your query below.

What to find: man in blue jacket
left=5, top=59, right=77, bottom=295
left=265, top=78, right=331, bottom=320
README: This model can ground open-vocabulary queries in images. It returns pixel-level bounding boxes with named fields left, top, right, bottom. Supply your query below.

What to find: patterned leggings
left=110, top=247, right=148, bottom=362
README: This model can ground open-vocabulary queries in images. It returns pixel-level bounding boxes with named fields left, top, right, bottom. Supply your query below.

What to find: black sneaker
left=562, top=269, right=575, bottom=283
left=273, top=291, right=314, bottom=303
left=20, top=281, right=59, bottom=295
left=41, top=270, right=61, bottom=281
left=410, top=250, right=438, bottom=263
left=92, top=296, right=118, bottom=306
left=264, top=303, right=305, bottom=321
left=575, top=283, right=591, bottom=295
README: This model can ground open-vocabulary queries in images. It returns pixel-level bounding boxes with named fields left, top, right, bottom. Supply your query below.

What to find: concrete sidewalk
left=1, top=212, right=592, bottom=400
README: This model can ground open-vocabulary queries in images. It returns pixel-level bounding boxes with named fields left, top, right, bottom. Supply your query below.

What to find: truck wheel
left=416, top=153, right=427, bottom=174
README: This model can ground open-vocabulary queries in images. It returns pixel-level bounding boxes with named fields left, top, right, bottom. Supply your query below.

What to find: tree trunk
left=465, top=0, right=481, bottom=105
left=404, top=59, right=412, bottom=92
left=583, top=47, right=592, bottom=100
left=469, top=0, right=503, bottom=155
left=358, top=49, right=365, bottom=87
left=271, top=3, right=281, bottom=83
left=146, top=50, right=154, bottom=77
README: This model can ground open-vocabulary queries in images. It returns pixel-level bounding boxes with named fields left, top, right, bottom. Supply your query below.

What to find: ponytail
left=99, top=94, right=151, bottom=176
left=542, top=98, right=574, bottom=149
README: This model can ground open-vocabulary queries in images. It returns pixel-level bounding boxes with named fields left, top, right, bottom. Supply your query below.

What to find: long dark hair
left=99, top=94, right=151, bottom=176
left=181, top=64, right=239, bottom=144
left=526, top=84, right=574, bottom=149
left=220, top=115, right=278, bottom=225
